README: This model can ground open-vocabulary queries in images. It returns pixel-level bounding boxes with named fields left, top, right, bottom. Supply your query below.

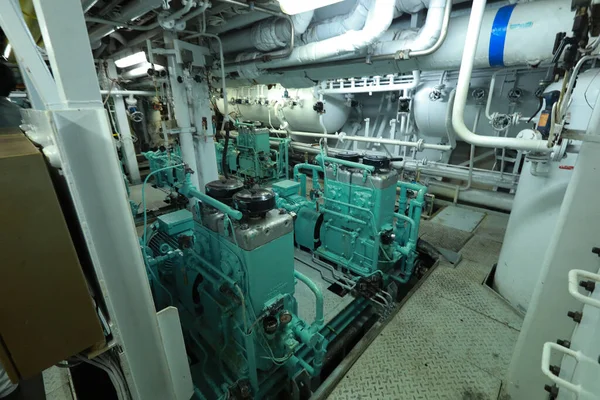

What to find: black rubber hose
left=222, top=122, right=231, bottom=179
left=527, top=97, right=544, bottom=124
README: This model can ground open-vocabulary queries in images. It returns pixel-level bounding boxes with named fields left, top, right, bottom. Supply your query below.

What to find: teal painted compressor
left=274, top=152, right=426, bottom=288
left=141, top=174, right=327, bottom=399
left=142, top=146, right=185, bottom=188
left=215, top=124, right=289, bottom=182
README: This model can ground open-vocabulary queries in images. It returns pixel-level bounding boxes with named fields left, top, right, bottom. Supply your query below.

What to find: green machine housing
left=215, top=125, right=289, bottom=182
left=141, top=177, right=326, bottom=399
left=274, top=153, right=426, bottom=286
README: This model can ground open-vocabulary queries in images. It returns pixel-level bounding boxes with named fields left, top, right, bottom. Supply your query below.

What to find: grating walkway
left=328, top=209, right=522, bottom=400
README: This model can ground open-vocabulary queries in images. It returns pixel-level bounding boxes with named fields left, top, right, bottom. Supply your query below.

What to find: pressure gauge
left=279, top=310, right=293, bottom=325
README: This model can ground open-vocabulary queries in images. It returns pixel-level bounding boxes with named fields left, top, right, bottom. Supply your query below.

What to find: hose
left=222, top=122, right=231, bottom=179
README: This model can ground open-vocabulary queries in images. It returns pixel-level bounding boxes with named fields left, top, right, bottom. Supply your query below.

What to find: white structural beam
left=0, top=0, right=61, bottom=110
left=1, top=0, right=184, bottom=398
left=32, top=0, right=103, bottom=108
left=505, top=140, right=600, bottom=398
left=106, top=60, right=142, bottom=184
left=162, top=32, right=202, bottom=190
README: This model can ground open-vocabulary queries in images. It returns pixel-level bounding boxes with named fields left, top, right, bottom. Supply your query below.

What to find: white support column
left=190, top=77, right=219, bottom=188
left=505, top=141, right=600, bottom=399
left=1, top=1, right=185, bottom=399
left=163, top=32, right=201, bottom=190
left=106, top=60, right=142, bottom=184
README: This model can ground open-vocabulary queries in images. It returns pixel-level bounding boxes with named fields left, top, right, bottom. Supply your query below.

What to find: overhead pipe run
left=373, top=0, right=451, bottom=60
left=451, top=0, right=553, bottom=152
left=219, top=10, right=313, bottom=54
left=233, top=0, right=397, bottom=76
left=87, top=0, right=165, bottom=42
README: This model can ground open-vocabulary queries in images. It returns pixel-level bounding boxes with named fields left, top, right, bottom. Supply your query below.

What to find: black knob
left=579, top=280, right=596, bottom=292
left=592, top=246, right=600, bottom=256
left=549, top=365, right=561, bottom=376
left=544, top=384, right=559, bottom=399
left=567, top=310, right=583, bottom=323
left=556, top=339, right=571, bottom=348
left=313, top=101, right=325, bottom=114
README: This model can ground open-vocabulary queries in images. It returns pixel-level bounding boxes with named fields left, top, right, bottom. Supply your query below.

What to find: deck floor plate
left=328, top=211, right=521, bottom=400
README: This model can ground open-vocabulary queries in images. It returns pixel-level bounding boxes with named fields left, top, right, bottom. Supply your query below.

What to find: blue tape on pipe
left=489, top=4, right=516, bottom=67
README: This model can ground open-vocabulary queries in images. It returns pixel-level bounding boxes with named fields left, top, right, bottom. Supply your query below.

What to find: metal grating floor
left=328, top=210, right=521, bottom=400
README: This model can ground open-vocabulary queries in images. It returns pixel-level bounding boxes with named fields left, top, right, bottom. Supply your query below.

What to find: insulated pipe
left=294, top=270, right=324, bottom=330
left=220, top=10, right=313, bottom=54
left=237, top=0, right=396, bottom=71
left=374, top=0, right=451, bottom=59
left=302, top=0, right=371, bottom=44
left=451, top=0, right=552, bottom=152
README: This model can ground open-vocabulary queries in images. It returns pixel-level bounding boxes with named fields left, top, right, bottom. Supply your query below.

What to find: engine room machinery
left=274, top=152, right=426, bottom=294
left=7, top=0, right=600, bottom=398
left=216, top=123, right=289, bottom=183
left=141, top=174, right=328, bottom=399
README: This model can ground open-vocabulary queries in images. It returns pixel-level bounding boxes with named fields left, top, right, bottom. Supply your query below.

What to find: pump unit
left=141, top=176, right=327, bottom=399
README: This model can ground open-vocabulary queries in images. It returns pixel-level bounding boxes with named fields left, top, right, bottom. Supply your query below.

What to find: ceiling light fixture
left=277, top=0, right=344, bottom=15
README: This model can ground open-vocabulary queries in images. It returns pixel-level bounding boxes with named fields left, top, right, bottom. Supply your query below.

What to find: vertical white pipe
left=106, top=60, right=141, bottom=183
left=451, top=0, right=552, bottom=152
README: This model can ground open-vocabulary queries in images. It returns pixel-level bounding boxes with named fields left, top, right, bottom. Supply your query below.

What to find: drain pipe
left=451, top=0, right=552, bottom=152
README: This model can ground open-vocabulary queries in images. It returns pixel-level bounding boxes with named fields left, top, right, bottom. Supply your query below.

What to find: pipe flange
left=416, top=139, right=425, bottom=151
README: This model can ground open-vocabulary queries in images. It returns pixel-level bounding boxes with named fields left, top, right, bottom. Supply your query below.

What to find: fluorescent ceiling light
left=278, top=0, right=343, bottom=15
left=3, top=44, right=12, bottom=59
left=115, top=51, right=147, bottom=68
left=123, top=62, right=164, bottom=79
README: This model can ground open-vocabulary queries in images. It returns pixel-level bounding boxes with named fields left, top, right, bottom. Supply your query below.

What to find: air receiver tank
left=215, top=85, right=350, bottom=137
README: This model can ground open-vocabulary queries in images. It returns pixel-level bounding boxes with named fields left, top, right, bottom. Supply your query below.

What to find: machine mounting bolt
left=579, top=280, right=596, bottom=292
left=567, top=310, right=583, bottom=323
left=549, top=365, right=561, bottom=376
left=544, top=384, right=559, bottom=399
left=556, top=339, right=571, bottom=348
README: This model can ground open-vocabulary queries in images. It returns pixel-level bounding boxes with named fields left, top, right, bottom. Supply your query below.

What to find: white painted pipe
left=235, top=0, right=396, bottom=74
left=387, top=0, right=448, bottom=57
left=428, top=185, right=514, bottom=211
left=272, top=129, right=452, bottom=151
left=220, top=10, right=313, bottom=54
left=451, top=0, right=552, bottom=152
left=101, top=90, right=156, bottom=96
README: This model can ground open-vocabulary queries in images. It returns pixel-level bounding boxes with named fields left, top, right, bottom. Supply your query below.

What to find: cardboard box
left=0, top=130, right=105, bottom=382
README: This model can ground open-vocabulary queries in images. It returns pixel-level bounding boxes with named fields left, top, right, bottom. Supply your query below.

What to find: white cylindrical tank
left=215, top=85, right=351, bottom=135
left=494, top=69, right=600, bottom=312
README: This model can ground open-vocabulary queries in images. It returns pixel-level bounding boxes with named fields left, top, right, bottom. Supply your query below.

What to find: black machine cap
left=233, top=188, right=276, bottom=218
left=362, top=155, right=391, bottom=171
left=205, top=179, right=244, bottom=205
left=330, top=150, right=360, bottom=163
